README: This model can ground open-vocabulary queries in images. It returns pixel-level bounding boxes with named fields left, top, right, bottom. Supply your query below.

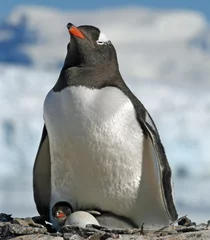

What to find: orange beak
left=56, top=211, right=66, bottom=219
left=67, top=23, right=85, bottom=39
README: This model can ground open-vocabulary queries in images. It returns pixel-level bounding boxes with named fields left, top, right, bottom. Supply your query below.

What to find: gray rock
left=1, top=213, right=210, bottom=240
left=13, top=218, right=29, bottom=227
left=24, top=217, right=45, bottom=228
left=0, top=213, right=13, bottom=222
left=1, top=223, right=47, bottom=236
left=6, top=230, right=210, bottom=240
left=12, top=235, right=63, bottom=240
left=161, top=230, right=210, bottom=240
left=63, top=233, right=84, bottom=240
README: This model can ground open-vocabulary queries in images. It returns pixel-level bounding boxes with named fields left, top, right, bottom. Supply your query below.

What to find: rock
left=196, top=223, right=208, bottom=231
left=63, top=233, right=85, bottom=240
left=9, top=230, right=210, bottom=240
left=1, top=213, right=210, bottom=240
left=24, top=217, right=45, bottom=228
left=12, top=235, right=63, bottom=240
left=0, top=213, right=13, bottom=222
left=11, top=217, right=49, bottom=231
left=161, top=230, right=210, bottom=240
left=178, top=216, right=192, bottom=227
left=60, top=225, right=101, bottom=238
left=0, top=223, right=47, bottom=237
left=13, top=218, right=29, bottom=227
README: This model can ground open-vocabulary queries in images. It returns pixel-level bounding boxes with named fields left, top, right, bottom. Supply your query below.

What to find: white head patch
left=96, top=31, right=111, bottom=45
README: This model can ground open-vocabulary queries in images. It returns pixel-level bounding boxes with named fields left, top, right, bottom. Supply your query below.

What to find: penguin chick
left=52, top=202, right=72, bottom=227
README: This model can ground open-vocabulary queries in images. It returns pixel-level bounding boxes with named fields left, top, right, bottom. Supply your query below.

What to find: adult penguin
left=33, top=23, right=178, bottom=230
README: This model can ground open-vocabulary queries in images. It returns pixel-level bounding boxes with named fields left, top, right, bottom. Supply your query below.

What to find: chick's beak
left=67, top=23, right=85, bottom=39
left=56, top=211, right=66, bottom=219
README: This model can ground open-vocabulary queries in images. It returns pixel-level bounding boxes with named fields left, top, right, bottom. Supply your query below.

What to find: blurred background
left=0, top=0, right=210, bottom=223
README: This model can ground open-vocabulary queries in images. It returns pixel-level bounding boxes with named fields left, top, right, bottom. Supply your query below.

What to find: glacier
left=0, top=5, right=210, bottom=223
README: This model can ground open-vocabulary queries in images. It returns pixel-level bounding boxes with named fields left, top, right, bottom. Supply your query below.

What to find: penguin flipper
left=33, top=125, right=51, bottom=221
left=139, top=111, right=178, bottom=222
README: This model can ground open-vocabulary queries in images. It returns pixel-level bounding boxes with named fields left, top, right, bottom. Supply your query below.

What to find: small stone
left=13, top=218, right=29, bottom=227
left=63, top=233, right=84, bottom=240
left=0, top=213, right=13, bottom=222
left=12, top=235, right=63, bottom=240
left=161, top=225, right=175, bottom=232
left=178, top=216, right=192, bottom=227
left=1, top=223, right=47, bottom=235
left=89, top=232, right=113, bottom=240
left=176, top=226, right=198, bottom=233
left=196, top=223, right=207, bottom=231
left=24, top=217, right=44, bottom=228
left=61, top=225, right=103, bottom=238
left=51, top=232, right=63, bottom=237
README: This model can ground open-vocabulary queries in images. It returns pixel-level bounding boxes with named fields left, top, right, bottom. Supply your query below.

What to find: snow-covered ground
left=0, top=5, right=210, bottom=223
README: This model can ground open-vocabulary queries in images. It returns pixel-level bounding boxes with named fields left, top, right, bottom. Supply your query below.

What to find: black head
left=64, top=23, right=118, bottom=68
left=52, top=202, right=72, bottom=226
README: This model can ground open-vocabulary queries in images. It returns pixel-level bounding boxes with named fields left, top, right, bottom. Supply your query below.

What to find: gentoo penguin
left=33, top=23, right=178, bottom=230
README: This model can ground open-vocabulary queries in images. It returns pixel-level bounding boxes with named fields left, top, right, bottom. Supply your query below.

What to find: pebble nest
left=0, top=213, right=210, bottom=240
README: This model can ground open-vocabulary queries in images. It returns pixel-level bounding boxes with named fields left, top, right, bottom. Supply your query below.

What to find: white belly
left=44, top=86, right=144, bottom=222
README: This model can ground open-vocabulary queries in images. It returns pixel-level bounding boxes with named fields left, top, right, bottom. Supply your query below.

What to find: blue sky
left=1, top=0, right=210, bottom=20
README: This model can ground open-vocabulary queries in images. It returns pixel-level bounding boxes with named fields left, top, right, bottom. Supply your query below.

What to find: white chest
left=44, top=86, right=144, bottom=217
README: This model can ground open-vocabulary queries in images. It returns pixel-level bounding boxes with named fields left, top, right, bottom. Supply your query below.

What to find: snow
left=0, top=5, right=210, bottom=223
